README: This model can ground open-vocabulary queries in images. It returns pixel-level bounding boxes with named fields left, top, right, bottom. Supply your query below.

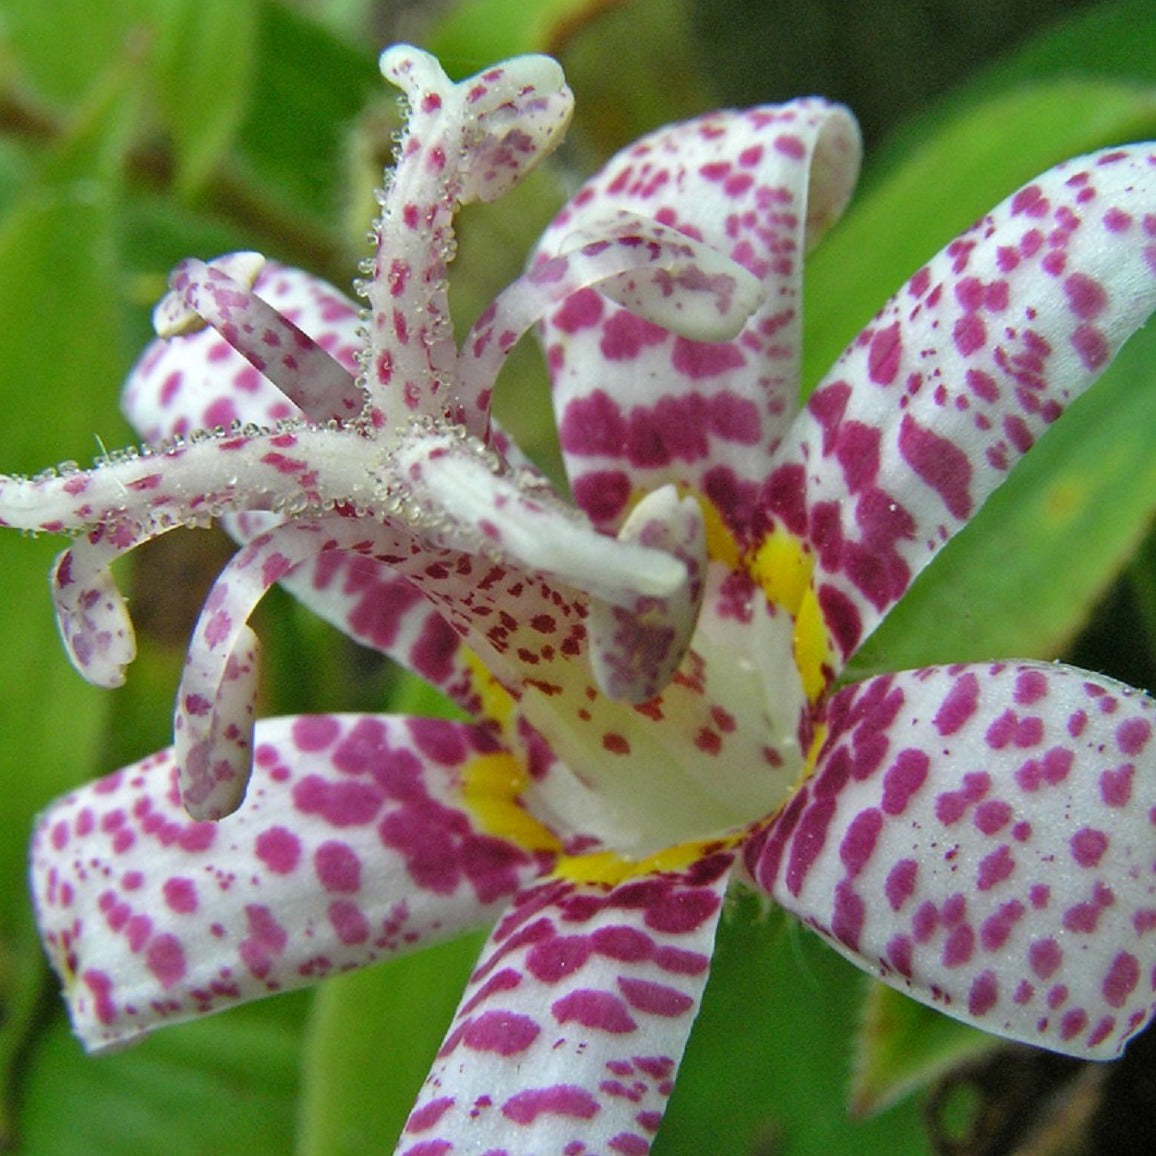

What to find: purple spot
left=832, top=881, right=866, bottom=950
left=885, top=858, right=918, bottom=912
left=654, top=946, right=709, bottom=975
left=526, top=935, right=592, bottom=983
left=898, top=413, right=973, bottom=519
left=1103, top=952, right=1140, bottom=1008
left=146, top=934, right=187, bottom=988
left=572, top=470, right=632, bottom=524
left=980, top=900, right=1025, bottom=951
left=462, top=1010, right=540, bottom=1055
left=976, top=844, right=1016, bottom=891
left=807, top=380, right=852, bottom=453
left=834, top=422, right=881, bottom=493
left=942, top=923, right=975, bottom=967
left=293, top=775, right=382, bottom=827
left=609, top=1134, right=650, bottom=1156
left=618, top=977, right=694, bottom=1017
left=966, top=367, right=1000, bottom=402
left=1116, top=717, right=1151, bottom=756
left=1029, top=938, right=1062, bottom=980
left=1014, top=669, right=1048, bottom=705
left=255, top=826, right=301, bottom=874
left=1070, top=827, right=1109, bottom=868
left=1063, top=272, right=1108, bottom=319
left=774, top=133, right=805, bottom=158
left=551, top=989, right=637, bottom=1033
left=974, top=800, right=1012, bottom=836
left=1011, top=185, right=1048, bottom=217
left=881, top=750, right=929, bottom=815
left=968, top=970, right=999, bottom=1017
left=502, top=1085, right=599, bottom=1125
left=408, top=718, right=468, bottom=766
left=1071, top=323, right=1109, bottom=371
left=867, top=323, right=902, bottom=385
left=82, top=970, right=117, bottom=1025
left=784, top=796, right=838, bottom=897
left=559, top=390, right=626, bottom=455
left=239, top=904, right=288, bottom=978
left=817, top=584, right=863, bottom=658
left=953, top=312, right=987, bottom=356
left=839, top=808, right=883, bottom=877
left=328, top=900, right=369, bottom=945
left=602, top=311, right=668, bottom=361
left=292, top=715, right=340, bottom=751
left=406, top=1097, right=455, bottom=1135
left=314, top=840, right=362, bottom=892
left=671, top=337, right=746, bottom=379
left=642, top=887, right=721, bottom=935
left=934, top=672, right=980, bottom=736
left=1060, top=1008, right=1088, bottom=1041
left=458, top=969, right=522, bottom=1019
left=551, top=288, right=603, bottom=333
left=591, top=925, right=654, bottom=963
left=162, top=877, right=198, bottom=914
left=1100, top=763, right=1135, bottom=807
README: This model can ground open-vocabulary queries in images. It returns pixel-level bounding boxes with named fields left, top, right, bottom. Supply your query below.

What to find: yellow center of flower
left=454, top=491, right=834, bottom=877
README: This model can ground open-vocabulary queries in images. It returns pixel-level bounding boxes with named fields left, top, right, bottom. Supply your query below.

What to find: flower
left=2, top=43, right=1155, bottom=1154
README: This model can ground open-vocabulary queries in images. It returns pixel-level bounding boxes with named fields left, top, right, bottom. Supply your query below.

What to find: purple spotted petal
left=747, top=662, right=1156, bottom=1058
left=267, top=545, right=478, bottom=709
left=9, top=39, right=1156, bottom=1156
left=763, top=144, right=1156, bottom=667
left=33, top=713, right=558, bottom=1052
left=399, top=851, right=733, bottom=1155
left=537, top=99, right=860, bottom=534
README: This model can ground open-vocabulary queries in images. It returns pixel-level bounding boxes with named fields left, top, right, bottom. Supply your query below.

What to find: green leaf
left=0, top=54, right=139, bottom=1144
left=1127, top=527, right=1156, bottom=668
left=654, top=896, right=931, bottom=1155
left=798, top=79, right=1156, bottom=680
left=149, top=0, right=260, bottom=196
left=431, top=0, right=711, bottom=160
left=297, top=933, right=485, bottom=1156
left=848, top=319, right=1156, bottom=679
left=849, top=985, right=999, bottom=1118
left=17, top=997, right=308, bottom=1155
left=0, top=0, right=150, bottom=106
left=427, top=0, right=625, bottom=70
left=803, top=79, right=1156, bottom=389
left=233, top=1, right=378, bottom=225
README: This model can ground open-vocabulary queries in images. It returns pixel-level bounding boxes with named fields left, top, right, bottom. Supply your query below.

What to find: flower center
left=517, top=549, right=810, bottom=860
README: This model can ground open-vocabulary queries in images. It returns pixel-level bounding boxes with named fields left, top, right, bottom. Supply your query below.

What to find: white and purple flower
left=2, top=45, right=1155, bottom=1155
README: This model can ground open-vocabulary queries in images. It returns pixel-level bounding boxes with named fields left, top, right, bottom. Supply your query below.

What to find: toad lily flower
left=2, top=43, right=1156, bottom=1154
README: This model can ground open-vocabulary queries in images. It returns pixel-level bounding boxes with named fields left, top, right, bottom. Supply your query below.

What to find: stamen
left=588, top=486, right=707, bottom=704
left=174, top=623, right=260, bottom=821
left=359, top=47, right=572, bottom=430
left=391, top=424, right=688, bottom=607
left=459, top=217, right=764, bottom=438
left=157, top=256, right=367, bottom=424
left=51, top=535, right=137, bottom=688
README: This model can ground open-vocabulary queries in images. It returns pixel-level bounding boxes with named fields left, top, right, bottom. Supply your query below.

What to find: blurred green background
left=1, top=1, right=1154, bottom=1152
